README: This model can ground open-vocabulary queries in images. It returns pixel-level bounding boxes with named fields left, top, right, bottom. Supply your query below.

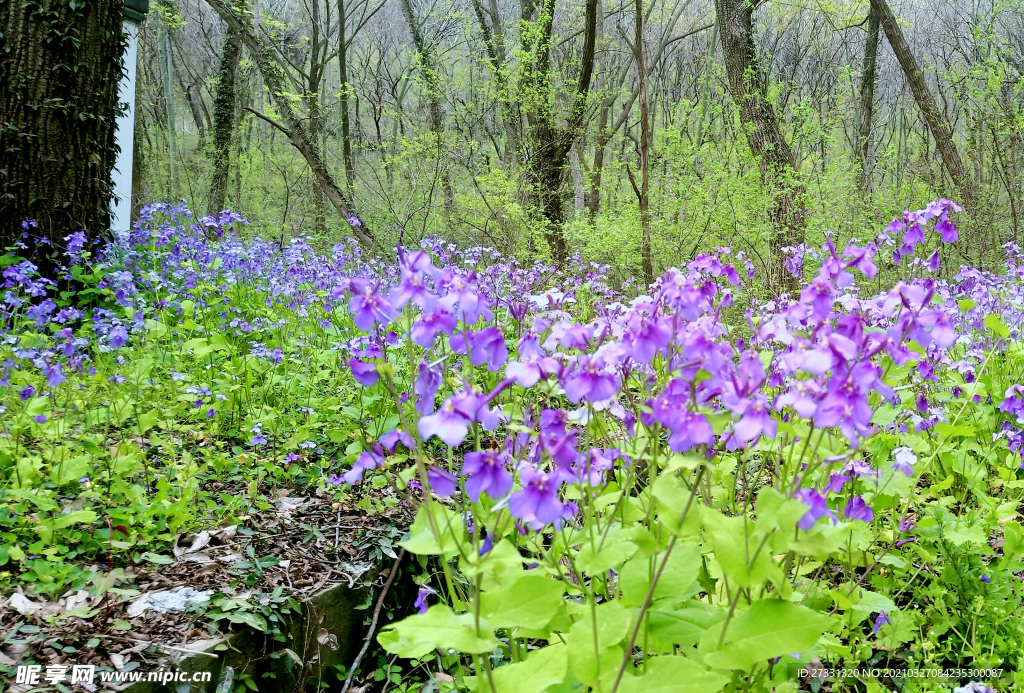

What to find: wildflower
left=33, top=414, right=47, bottom=424
left=844, top=496, right=874, bottom=522
left=563, top=355, right=621, bottom=404
left=43, top=363, right=64, bottom=387
left=479, top=534, right=493, bottom=556
left=348, top=358, right=379, bottom=387
left=343, top=446, right=385, bottom=484
left=414, top=586, right=435, bottom=615
left=427, top=466, right=458, bottom=496
left=872, top=611, right=891, bottom=634
left=892, top=447, right=916, bottom=477
left=19, top=385, right=34, bottom=401
left=379, top=429, right=415, bottom=452
left=508, top=466, right=564, bottom=528
left=109, top=325, right=129, bottom=349
left=462, top=449, right=512, bottom=502
left=980, top=574, right=990, bottom=584
left=793, top=488, right=838, bottom=531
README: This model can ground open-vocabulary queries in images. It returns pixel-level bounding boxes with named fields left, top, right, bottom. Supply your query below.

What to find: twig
left=341, top=549, right=405, bottom=693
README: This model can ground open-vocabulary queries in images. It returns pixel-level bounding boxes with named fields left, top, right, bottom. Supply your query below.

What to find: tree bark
left=524, top=0, right=598, bottom=263
left=205, top=0, right=377, bottom=249
left=0, top=0, right=124, bottom=256
left=159, top=21, right=179, bottom=197
left=399, top=0, right=454, bottom=219
left=869, top=0, right=975, bottom=210
left=209, top=13, right=242, bottom=215
left=856, top=9, right=879, bottom=192
left=338, top=0, right=355, bottom=200
left=629, top=0, right=653, bottom=286
left=715, top=0, right=804, bottom=290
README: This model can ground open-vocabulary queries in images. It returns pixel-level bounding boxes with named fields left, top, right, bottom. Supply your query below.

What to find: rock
left=126, top=587, right=214, bottom=618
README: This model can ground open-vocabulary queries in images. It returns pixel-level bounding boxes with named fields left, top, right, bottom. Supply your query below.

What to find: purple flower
left=207, top=408, right=216, bottom=419
left=414, top=586, right=435, bottom=615
left=624, top=316, right=671, bottom=364
left=349, top=282, right=395, bottom=331
left=344, top=446, right=385, bottom=484
left=844, top=496, right=874, bottom=523
left=563, top=355, right=620, bottom=404
left=427, top=466, right=458, bottom=496
left=33, top=414, right=47, bottom=424
left=19, top=385, right=34, bottom=401
left=892, top=447, right=916, bottom=477
left=43, top=363, right=64, bottom=387
left=980, top=574, right=990, bottom=584
left=109, top=325, right=129, bottom=349
left=872, top=611, right=891, bottom=634
left=326, top=473, right=343, bottom=486
left=348, top=358, right=379, bottom=387
left=731, top=394, right=776, bottom=444
left=463, top=448, right=513, bottom=502
left=508, top=466, right=565, bottom=529
left=451, top=326, right=508, bottom=371
left=928, top=251, right=941, bottom=272
left=410, top=307, right=457, bottom=348
left=380, top=429, right=415, bottom=452
left=415, top=362, right=442, bottom=415
left=506, top=334, right=558, bottom=387
left=389, top=267, right=436, bottom=310
left=793, top=488, right=838, bottom=531
left=418, top=396, right=473, bottom=447
left=250, top=432, right=268, bottom=446
left=109, top=374, right=127, bottom=384
left=78, top=476, right=90, bottom=484
left=936, top=219, right=958, bottom=243
left=479, top=534, right=493, bottom=556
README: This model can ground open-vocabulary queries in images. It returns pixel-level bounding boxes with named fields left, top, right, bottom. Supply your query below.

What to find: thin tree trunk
left=206, top=0, right=376, bottom=249
left=338, top=0, right=355, bottom=201
left=715, top=0, right=804, bottom=290
left=857, top=9, right=879, bottom=192
left=869, top=0, right=975, bottom=210
left=179, top=78, right=207, bottom=150
left=629, top=0, right=653, bottom=286
left=0, top=0, right=125, bottom=253
left=209, top=14, right=242, bottom=215
left=160, top=22, right=179, bottom=198
left=399, top=0, right=454, bottom=219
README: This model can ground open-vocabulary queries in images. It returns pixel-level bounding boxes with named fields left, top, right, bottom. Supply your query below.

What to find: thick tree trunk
left=209, top=16, right=241, bottom=215
left=524, top=0, right=598, bottom=263
left=857, top=9, right=879, bottom=192
left=869, top=0, right=975, bottom=210
left=399, top=0, right=454, bottom=219
left=206, top=0, right=377, bottom=249
left=715, top=0, right=804, bottom=290
left=0, top=0, right=124, bottom=256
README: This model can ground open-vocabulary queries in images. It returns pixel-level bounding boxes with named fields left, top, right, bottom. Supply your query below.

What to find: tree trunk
left=180, top=78, right=207, bottom=150
left=160, top=22, right=179, bottom=197
left=209, top=15, right=242, bottom=215
left=338, top=0, right=355, bottom=201
left=869, top=0, right=975, bottom=210
left=630, top=0, right=653, bottom=286
left=524, top=0, right=598, bottom=263
left=715, top=0, right=804, bottom=290
left=399, top=0, right=454, bottom=219
left=205, top=0, right=376, bottom=249
left=0, top=0, right=124, bottom=256
left=471, top=0, right=519, bottom=162
left=857, top=9, right=879, bottom=192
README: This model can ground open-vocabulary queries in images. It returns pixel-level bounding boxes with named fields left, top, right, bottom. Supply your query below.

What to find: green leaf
left=619, top=542, right=701, bottom=607
left=578, top=535, right=638, bottom=575
left=985, top=314, right=1010, bottom=338
left=701, top=600, right=830, bottom=670
left=142, top=552, right=175, bottom=565
left=617, top=655, right=730, bottom=693
left=52, top=510, right=99, bottom=529
left=137, top=408, right=161, bottom=434
left=647, top=605, right=724, bottom=645
left=480, top=575, right=565, bottom=630
left=704, top=509, right=769, bottom=588
left=398, top=505, right=463, bottom=556
left=378, top=605, right=499, bottom=658
left=51, top=456, right=91, bottom=485
left=477, top=644, right=567, bottom=693
left=651, top=474, right=702, bottom=535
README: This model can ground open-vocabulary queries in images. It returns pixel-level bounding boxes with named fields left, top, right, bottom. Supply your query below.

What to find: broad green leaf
left=52, top=510, right=99, bottom=529
left=51, top=456, right=91, bottom=485
left=483, top=644, right=567, bottom=693
left=399, top=505, right=463, bottom=556
left=577, top=534, right=638, bottom=575
left=876, top=609, right=922, bottom=649
left=617, top=655, right=730, bottom=693
left=647, top=604, right=724, bottom=645
left=137, top=408, right=161, bottom=433
left=142, top=552, right=175, bottom=565
left=701, top=600, right=830, bottom=670
left=480, top=575, right=565, bottom=629
left=651, top=474, right=702, bottom=535
left=985, top=314, right=1010, bottom=338
left=704, top=509, right=770, bottom=588
left=378, top=605, right=498, bottom=658
left=619, top=542, right=701, bottom=607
